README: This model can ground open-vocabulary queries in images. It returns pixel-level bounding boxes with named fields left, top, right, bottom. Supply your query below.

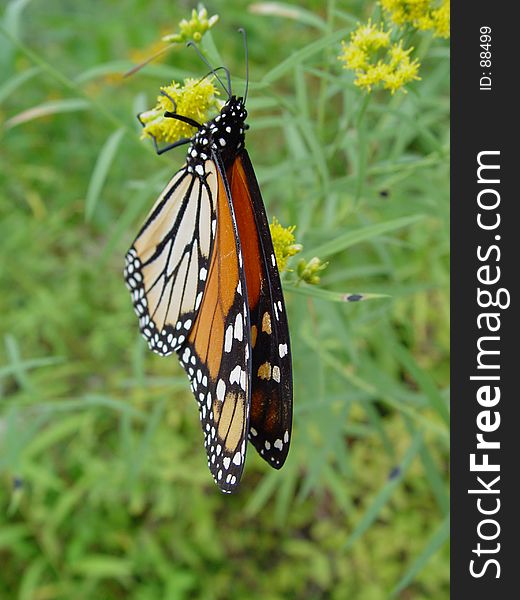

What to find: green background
left=0, top=1, right=449, bottom=598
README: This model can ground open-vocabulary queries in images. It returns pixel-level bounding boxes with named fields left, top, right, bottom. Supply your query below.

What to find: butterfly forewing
left=125, top=167, right=217, bottom=356
left=178, top=157, right=252, bottom=493
left=227, top=150, right=293, bottom=469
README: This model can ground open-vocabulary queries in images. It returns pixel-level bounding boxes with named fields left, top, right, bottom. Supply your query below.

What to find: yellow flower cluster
left=162, top=7, right=219, bottom=44
left=380, top=0, right=450, bottom=38
left=338, top=21, right=420, bottom=94
left=139, top=78, right=221, bottom=144
left=269, top=218, right=302, bottom=273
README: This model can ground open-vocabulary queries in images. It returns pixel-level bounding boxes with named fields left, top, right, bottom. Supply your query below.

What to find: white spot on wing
left=234, top=313, right=243, bottom=341
left=224, top=325, right=233, bottom=353
left=229, top=365, right=241, bottom=385
left=217, top=379, right=226, bottom=401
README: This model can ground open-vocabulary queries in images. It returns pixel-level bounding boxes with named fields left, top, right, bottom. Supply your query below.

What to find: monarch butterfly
left=124, top=38, right=292, bottom=493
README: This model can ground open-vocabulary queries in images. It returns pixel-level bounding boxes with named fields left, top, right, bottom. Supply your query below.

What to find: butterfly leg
left=136, top=111, right=193, bottom=156
left=153, top=138, right=191, bottom=156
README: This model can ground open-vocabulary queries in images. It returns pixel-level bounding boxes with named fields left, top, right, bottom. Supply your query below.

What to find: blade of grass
left=3, top=335, right=34, bottom=393
left=18, top=558, right=47, bottom=600
left=286, top=284, right=389, bottom=303
left=307, top=215, right=424, bottom=259
left=0, top=355, right=64, bottom=381
left=85, top=128, right=125, bottom=221
left=23, top=414, right=89, bottom=459
left=4, top=98, right=90, bottom=128
left=389, top=338, right=450, bottom=425
left=261, top=27, right=351, bottom=84
left=97, top=167, right=173, bottom=267
left=301, top=331, right=447, bottom=437
left=391, top=514, right=450, bottom=596
left=245, top=469, right=283, bottom=516
left=127, top=399, right=165, bottom=484
left=250, top=2, right=328, bottom=31
left=0, top=65, right=40, bottom=104
left=2, top=0, right=32, bottom=34
left=418, top=442, right=449, bottom=515
left=344, top=431, right=423, bottom=550
left=71, top=555, right=133, bottom=579
left=74, top=61, right=190, bottom=84
left=0, top=26, right=143, bottom=147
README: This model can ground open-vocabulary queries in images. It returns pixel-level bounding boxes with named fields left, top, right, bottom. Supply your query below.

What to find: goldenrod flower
left=380, top=0, right=450, bottom=38
left=349, top=20, right=391, bottom=52
left=269, top=218, right=302, bottom=273
left=297, top=257, right=328, bottom=286
left=338, top=20, right=420, bottom=94
left=140, top=78, right=221, bottom=144
left=162, top=7, right=219, bottom=44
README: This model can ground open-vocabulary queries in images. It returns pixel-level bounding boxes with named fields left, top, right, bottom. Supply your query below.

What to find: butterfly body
left=185, top=96, right=247, bottom=173
left=125, top=88, right=292, bottom=493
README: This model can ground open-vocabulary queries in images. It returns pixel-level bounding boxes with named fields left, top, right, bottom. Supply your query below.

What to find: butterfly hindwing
left=179, top=156, right=252, bottom=493
left=227, top=150, right=293, bottom=469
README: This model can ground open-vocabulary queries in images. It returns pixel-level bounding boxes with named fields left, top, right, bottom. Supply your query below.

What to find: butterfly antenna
left=237, top=28, right=249, bottom=103
left=124, top=43, right=175, bottom=78
left=196, top=67, right=233, bottom=92
left=186, top=41, right=231, bottom=98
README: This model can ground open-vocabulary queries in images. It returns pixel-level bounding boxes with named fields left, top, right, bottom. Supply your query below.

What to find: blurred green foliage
left=0, top=1, right=449, bottom=598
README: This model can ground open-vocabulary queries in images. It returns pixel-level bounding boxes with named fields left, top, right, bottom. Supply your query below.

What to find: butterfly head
left=186, top=96, right=248, bottom=175
left=209, top=96, right=248, bottom=165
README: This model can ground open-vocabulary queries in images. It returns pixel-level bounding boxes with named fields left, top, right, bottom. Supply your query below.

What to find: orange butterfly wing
left=226, top=151, right=293, bottom=468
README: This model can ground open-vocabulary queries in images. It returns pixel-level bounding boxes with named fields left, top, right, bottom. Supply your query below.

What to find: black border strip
left=451, top=1, right=517, bottom=595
